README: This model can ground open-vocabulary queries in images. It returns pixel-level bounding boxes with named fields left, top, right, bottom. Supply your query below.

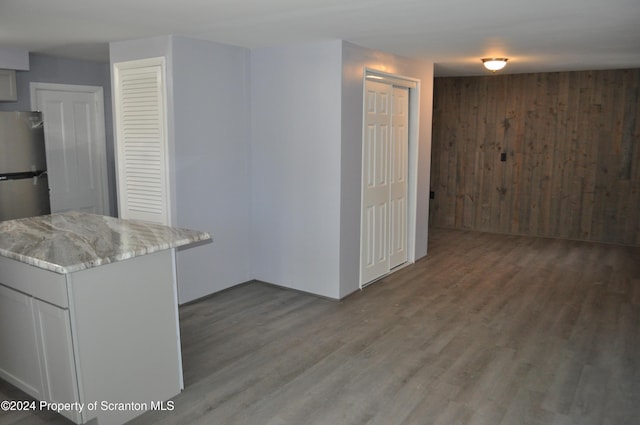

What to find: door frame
left=360, top=68, right=420, bottom=288
left=29, top=82, right=110, bottom=216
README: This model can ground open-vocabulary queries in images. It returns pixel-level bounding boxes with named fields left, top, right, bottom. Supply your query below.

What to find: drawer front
left=0, top=257, right=68, bottom=308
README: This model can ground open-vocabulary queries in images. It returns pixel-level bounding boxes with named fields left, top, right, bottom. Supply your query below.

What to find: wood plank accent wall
left=430, top=69, right=640, bottom=245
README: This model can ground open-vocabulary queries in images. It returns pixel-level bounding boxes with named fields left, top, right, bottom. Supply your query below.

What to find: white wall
left=250, top=40, right=344, bottom=299
left=110, top=36, right=253, bottom=303
left=171, top=36, right=252, bottom=302
left=338, top=42, right=434, bottom=298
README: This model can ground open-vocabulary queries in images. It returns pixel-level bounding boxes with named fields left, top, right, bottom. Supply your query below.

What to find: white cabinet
left=33, top=299, right=81, bottom=423
left=0, top=69, right=17, bottom=101
left=0, top=284, right=81, bottom=423
left=0, top=285, right=45, bottom=399
left=0, top=250, right=183, bottom=424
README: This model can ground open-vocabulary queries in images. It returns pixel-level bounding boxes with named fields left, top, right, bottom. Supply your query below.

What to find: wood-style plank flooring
left=2, top=228, right=639, bottom=425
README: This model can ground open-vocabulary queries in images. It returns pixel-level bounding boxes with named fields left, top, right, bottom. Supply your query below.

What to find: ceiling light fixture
left=481, top=58, right=508, bottom=72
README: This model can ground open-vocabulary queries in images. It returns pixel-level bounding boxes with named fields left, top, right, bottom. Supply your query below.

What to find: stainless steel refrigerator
left=0, top=111, right=51, bottom=221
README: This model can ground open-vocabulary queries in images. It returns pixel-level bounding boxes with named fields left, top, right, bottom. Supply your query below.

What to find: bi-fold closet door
left=360, top=80, right=409, bottom=287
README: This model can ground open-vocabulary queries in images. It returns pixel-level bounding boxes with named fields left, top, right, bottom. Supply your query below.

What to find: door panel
left=33, top=299, right=81, bottom=423
left=390, top=87, right=409, bottom=268
left=33, top=85, right=108, bottom=215
left=113, top=59, right=170, bottom=225
left=361, top=81, right=409, bottom=286
left=0, top=285, right=44, bottom=400
left=361, top=81, right=392, bottom=285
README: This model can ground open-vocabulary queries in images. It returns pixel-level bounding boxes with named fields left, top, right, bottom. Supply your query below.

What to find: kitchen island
left=0, top=211, right=211, bottom=425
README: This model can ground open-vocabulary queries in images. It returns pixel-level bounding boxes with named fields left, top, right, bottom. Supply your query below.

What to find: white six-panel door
left=360, top=81, right=409, bottom=287
left=31, top=84, right=109, bottom=215
left=361, top=81, right=392, bottom=285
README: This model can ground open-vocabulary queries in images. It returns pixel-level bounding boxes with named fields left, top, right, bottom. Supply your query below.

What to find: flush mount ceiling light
left=481, top=58, right=508, bottom=72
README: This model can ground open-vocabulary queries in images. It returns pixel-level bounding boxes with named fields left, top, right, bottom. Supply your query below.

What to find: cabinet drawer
left=0, top=257, right=68, bottom=308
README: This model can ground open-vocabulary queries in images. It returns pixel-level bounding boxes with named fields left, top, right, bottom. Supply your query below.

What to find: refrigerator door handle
left=0, top=170, right=47, bottom=181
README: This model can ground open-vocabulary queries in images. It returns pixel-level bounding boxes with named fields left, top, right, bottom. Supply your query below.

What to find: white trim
left=360, top=69, right=421, bottom=288
left=29, top=82, right=110, bottom=216
left=364, top=68, right=419, bottom=89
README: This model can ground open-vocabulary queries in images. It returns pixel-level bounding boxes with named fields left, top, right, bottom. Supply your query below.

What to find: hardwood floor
left=2, top=228, right=639, bottom=425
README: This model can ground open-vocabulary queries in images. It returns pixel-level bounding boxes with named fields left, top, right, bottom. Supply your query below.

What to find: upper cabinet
left=0, top=70, right=17, bottom=101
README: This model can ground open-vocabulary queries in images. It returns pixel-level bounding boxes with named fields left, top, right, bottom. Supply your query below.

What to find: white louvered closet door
left=113, top=58, right=170, bottom=225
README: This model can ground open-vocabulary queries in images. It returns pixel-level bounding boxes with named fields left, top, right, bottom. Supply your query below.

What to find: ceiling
left=1, top=0, right=639, bottom=76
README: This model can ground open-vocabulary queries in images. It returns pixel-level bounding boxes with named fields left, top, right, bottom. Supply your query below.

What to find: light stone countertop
left=0, top=211, right=211, bottom=274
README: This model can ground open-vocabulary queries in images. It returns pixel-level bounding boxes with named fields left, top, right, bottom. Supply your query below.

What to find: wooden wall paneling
left=454, top=77, right=469, bottom=228
left=576, top=72, right=595, bottom=241
left=590, top=71, right=611, bottom=241
left=620, top=72, right=640, bottom=244
left=591, top=79, right=610, bottom=243
left=432, top=82, right=460, bottom=227
left=431, top=68, right=640, bottom=246
left=631, top=75, right=640, bottom=245
left=492, top=77, right=506, bottom=233
left=479, top=78, right=495, bottom=230
left=562, top=72, right=586, bottom=240
left=432, top=79, right=443, bottom=226
left=462, top=78, right=472, bottom=228
left=448, top=79, right=459, bottom=228
left=550, top=72, right=567, bottom=238
left=605, top=71, right=624, bottom=243
left=494, top=76, right=510, bottom=233
left=539, top=72, right=557, bottom=237
left=499, top=75, right=516, bottom=233
left=548, top=72, right=567, bottom=238
left=627, top=76, right=639, bottom=244
left=471, top=81, right=485, bottom=231
left=453, top=79, right=466, bottom=228
left=455, top=150, right=464, bottom=228
left=595, top=70, right=622, bottom=243
left=488, top=76, right=500, bottom=231
left=519, top=75, right=537, bottom=235
left=429, top=82, right=441, bottom=227
left=442, top=80, right=456, bottom=228
left=620, top=83, right=636, bottom=181
left=510, top=75, right=526, bottom=234
left=463, top=80, right=479, bottom=229
left=612, top=69, right=635, bottom=244
left=449, top=79, right=459, bottom=227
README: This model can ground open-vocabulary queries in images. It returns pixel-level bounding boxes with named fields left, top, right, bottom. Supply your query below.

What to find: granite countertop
left=0, top=211, right=211, bottom=274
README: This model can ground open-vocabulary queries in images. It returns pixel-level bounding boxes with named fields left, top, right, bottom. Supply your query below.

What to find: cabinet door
left=0, top=70, right=17, bottom=101
left=0, top=284, right=44, bottom=399
left=33, top=299, right=81, bottom=423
